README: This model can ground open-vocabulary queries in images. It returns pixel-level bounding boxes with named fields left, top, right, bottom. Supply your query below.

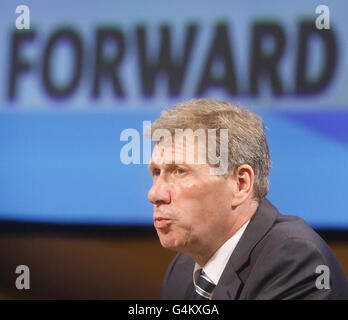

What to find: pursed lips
left=154, top=216, right=172, bottom=229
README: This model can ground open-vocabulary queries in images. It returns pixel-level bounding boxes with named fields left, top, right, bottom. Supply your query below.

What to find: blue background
left=0, top=0, right=347, bottom=229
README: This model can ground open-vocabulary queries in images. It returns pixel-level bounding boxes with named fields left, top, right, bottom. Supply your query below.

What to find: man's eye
left=152, top=169, right=160, bottom=176
left=175, top=168, right=186, bottom=175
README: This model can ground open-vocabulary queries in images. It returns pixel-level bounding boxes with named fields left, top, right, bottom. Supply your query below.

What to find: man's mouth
left=154, top=217, right=172, bottom=229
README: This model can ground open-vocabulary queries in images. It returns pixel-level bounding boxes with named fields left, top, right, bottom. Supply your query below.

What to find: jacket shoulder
left=241, top=213, right=348, bottom=299
left=161, top=253, right=194, bottom=300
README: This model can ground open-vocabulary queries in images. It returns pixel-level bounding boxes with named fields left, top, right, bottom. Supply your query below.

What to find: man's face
left=147, top=138, right=234, bottom=255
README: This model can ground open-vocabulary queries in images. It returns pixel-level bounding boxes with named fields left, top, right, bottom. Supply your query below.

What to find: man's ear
left=230, top=164, right=255, bottom=208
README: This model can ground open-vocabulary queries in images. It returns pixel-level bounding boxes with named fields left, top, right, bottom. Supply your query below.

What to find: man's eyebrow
left=148, top=162, right=166, bottom=171
left=148, top=162, right=183, bottom=172
left=148, top=162, right=163, bottom=172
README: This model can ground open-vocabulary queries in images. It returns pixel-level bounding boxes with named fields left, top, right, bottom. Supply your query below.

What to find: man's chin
left=161, top=244, right=179, bottom=252
left=157, top=232, right=182, bottom=252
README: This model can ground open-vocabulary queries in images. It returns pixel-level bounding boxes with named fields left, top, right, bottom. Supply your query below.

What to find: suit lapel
left=212, top=266, right=242, bottom=299
left=171, top=256, right=196, bottom=299
left=229, top=198, right=278, bottom=271
left=213, top=199, right=279, bottom=299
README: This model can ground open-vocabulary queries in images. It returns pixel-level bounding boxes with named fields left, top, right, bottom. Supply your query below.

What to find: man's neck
left=189, top=219, right=247, bottom=266
left=188, top=200, right=259, bottom=266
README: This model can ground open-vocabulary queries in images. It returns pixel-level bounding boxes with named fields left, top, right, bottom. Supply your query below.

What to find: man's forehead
left=150, top=138, right=206, bottom=167
left=152, top=140, right=187, bottom=153
left=150, top=141, right=186, bottom=165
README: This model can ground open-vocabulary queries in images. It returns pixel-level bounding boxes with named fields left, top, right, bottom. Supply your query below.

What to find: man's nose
left=148, top=178, right=171, bottom=206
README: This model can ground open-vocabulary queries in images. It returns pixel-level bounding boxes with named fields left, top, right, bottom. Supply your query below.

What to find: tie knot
left=194, top=269, right=216, bottom=299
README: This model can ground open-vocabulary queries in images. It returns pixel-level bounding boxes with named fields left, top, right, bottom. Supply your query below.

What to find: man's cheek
left=165, top=223, right=186, bottom=242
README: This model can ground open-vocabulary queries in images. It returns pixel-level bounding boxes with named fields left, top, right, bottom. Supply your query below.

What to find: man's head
left=147, top=99, right=271, bottom=263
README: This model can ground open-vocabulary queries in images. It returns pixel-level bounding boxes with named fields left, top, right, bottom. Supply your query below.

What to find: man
left=147, top=98, right=348, bottom=300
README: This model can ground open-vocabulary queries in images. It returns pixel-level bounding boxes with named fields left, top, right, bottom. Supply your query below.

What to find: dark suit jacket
left=161, top=199, right=348, bottom=299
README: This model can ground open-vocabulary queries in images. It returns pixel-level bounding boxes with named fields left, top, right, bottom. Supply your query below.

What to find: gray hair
left=151, top=98, right=271, bottom=201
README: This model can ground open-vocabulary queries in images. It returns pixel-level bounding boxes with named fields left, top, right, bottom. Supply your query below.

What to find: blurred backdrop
left=0, top=0, right=347, bottom=299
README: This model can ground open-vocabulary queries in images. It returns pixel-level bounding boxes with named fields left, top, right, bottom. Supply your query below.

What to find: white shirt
left=193, top=220, right=250, bottom=298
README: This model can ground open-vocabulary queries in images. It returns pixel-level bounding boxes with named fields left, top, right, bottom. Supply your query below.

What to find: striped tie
left=193, top=269, right=216, bottom=300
